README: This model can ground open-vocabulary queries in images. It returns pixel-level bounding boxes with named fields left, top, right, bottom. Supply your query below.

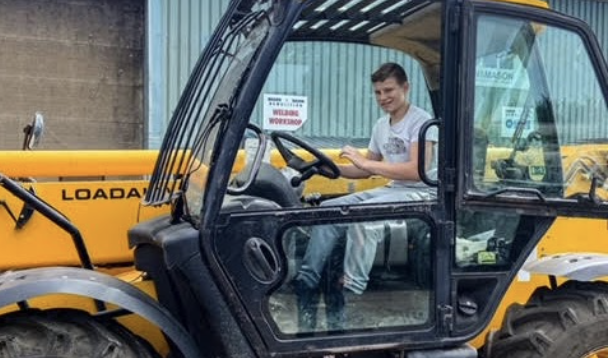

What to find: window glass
left=268, top=218, right=433, bottom=334
left=455, top=209, right=522, bottom=269
left=471, top=15, right=608, bottom=201
left=250, top=42, right=433, bottom=145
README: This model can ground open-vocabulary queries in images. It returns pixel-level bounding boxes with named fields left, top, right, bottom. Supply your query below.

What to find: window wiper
left=481, top=187, right=546, bottom=202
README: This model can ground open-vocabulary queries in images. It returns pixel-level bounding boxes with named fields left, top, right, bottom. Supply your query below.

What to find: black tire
left=483, top=281, right=608, bottom=358
left=0, top=309, right=160, bottom=358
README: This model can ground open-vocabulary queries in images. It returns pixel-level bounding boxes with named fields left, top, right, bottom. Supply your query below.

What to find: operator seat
left=231, top=162, right=301, bottom=208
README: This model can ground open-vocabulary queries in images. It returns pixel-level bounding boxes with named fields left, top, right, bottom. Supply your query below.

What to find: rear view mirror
left=227, top=124, right=267, bottom=195
left=22, top=112, right=45, bottom=151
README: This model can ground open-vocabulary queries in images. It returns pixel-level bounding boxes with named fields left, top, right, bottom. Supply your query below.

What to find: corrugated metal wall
left=147, top=0, right=608, bottom=147
left=552, top=0, right=608, bottom=56
left=249, top=43, right=431, bottom=145
left=147, top=0, right=228, bottom=147
left=548, top=0, right=608, bottom=144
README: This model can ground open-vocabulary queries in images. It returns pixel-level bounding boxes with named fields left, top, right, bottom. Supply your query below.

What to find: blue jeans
left=296, top=185, right=436, bottom=294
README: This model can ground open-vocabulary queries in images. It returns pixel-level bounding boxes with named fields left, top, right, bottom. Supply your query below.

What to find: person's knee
left=319, top=196, right=346, bottom=207
left=402, top=189, right=436, bottom=201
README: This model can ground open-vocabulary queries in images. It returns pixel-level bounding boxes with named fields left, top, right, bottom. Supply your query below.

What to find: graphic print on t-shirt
left=383, top=136, right=407, bottom=155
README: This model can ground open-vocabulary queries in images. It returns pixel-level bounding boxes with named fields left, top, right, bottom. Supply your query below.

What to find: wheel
left=0, top=309, right=159, bottom=358
left=483, top=281, right=608, bottom=358
left=270, top=131, right=340, bottom=180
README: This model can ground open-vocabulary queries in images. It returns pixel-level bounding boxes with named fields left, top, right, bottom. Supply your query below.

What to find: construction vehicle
left=3, top=0, right=608, bottom=357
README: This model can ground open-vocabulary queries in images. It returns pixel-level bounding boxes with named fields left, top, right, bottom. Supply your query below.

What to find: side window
left=470, top=15, right=608, bottom=201
left=268, top=218, right=433, bottom=334
left=455, top=209, right=523, bottom=269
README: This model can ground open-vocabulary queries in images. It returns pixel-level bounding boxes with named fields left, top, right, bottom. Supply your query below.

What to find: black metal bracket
left=0, top=174, right=93, bottom=270
left=0, top=187, right=36, bottom=229
left=0, top=200, right=18, bottom=223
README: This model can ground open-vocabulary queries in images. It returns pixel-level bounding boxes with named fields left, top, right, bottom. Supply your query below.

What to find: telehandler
left=2, top=0, right=608, bottom=357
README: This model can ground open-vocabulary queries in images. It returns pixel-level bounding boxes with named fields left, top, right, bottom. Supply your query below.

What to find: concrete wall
left=0, top=0, right=144, bottom=150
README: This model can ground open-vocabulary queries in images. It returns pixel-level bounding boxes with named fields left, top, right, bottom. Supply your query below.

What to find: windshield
left=144, top=1, right=273, bottom=218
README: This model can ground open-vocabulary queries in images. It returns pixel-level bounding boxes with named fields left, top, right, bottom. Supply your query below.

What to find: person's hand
left=340, top=145, right=367, bottom=169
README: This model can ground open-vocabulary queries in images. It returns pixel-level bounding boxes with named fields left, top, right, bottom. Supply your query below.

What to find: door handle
left=243, top=237, right=279, bottom=283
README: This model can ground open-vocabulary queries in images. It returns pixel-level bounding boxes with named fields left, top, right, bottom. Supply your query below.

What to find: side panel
left=0, top=150, right=166, bottom=269
left=0, top=180, right=164, bottom=268
left=453, top=0, right=608, bottom=345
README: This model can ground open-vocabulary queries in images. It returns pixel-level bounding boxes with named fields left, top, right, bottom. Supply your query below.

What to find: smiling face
left=373, top=77, right=410, bottom=119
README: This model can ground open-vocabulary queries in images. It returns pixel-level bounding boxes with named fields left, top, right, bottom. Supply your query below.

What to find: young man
left=293, top=62, right=438, bottom=331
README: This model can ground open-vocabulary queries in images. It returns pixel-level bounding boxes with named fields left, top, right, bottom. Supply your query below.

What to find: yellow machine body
left=2, top=143, right=607, bottom=351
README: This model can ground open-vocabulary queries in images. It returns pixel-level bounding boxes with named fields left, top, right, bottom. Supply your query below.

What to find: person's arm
left=342, top=141, right=435, bottom=181
left=337, top=147, right=382, bottom=179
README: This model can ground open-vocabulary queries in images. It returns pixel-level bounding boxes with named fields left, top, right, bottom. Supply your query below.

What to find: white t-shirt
left=368, top=105, right=437, bottom=188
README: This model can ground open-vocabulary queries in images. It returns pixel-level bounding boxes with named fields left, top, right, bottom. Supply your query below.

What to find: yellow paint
left=0, top=150, right=158, bottom=177
left=0, top=181, right=167, bottom=269
left=490, top=0, right=549, bottom=9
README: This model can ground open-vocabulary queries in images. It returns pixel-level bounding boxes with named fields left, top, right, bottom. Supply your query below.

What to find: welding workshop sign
left=263, top=94, right=308, bottom=131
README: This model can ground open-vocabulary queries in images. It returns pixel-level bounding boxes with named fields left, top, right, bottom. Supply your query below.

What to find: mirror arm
left=21, top=124, right=33, bottom=151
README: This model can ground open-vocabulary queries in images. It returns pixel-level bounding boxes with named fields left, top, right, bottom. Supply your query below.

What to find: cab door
left=207, top=1, right=454, bottom=354
left=447, top=0, right=608, bottom=340
left=459, top=1, right=608, bottom=219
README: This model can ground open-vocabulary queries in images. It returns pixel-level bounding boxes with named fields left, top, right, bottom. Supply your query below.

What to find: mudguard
left=524, top=253, right=608, bottom=281
left=0, top=267, right=201, bottom=358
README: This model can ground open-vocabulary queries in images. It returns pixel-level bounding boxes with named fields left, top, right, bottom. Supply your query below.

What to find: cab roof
left=291, top=0, right=423, bottom=43
left=291, top=0, right=548, bottom=43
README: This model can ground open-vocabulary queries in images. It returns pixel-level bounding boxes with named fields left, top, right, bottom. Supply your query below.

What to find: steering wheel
left=270, top=132, right=340, bottom=185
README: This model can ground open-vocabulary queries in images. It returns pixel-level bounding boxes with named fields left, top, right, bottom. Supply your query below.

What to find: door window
left=268, top=218, right=433, bottom=334
left=469, top=14, right=608, bottom=202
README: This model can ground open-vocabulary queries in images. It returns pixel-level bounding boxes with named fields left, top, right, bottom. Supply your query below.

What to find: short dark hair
left=371, top=62, right=408, bottom=84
